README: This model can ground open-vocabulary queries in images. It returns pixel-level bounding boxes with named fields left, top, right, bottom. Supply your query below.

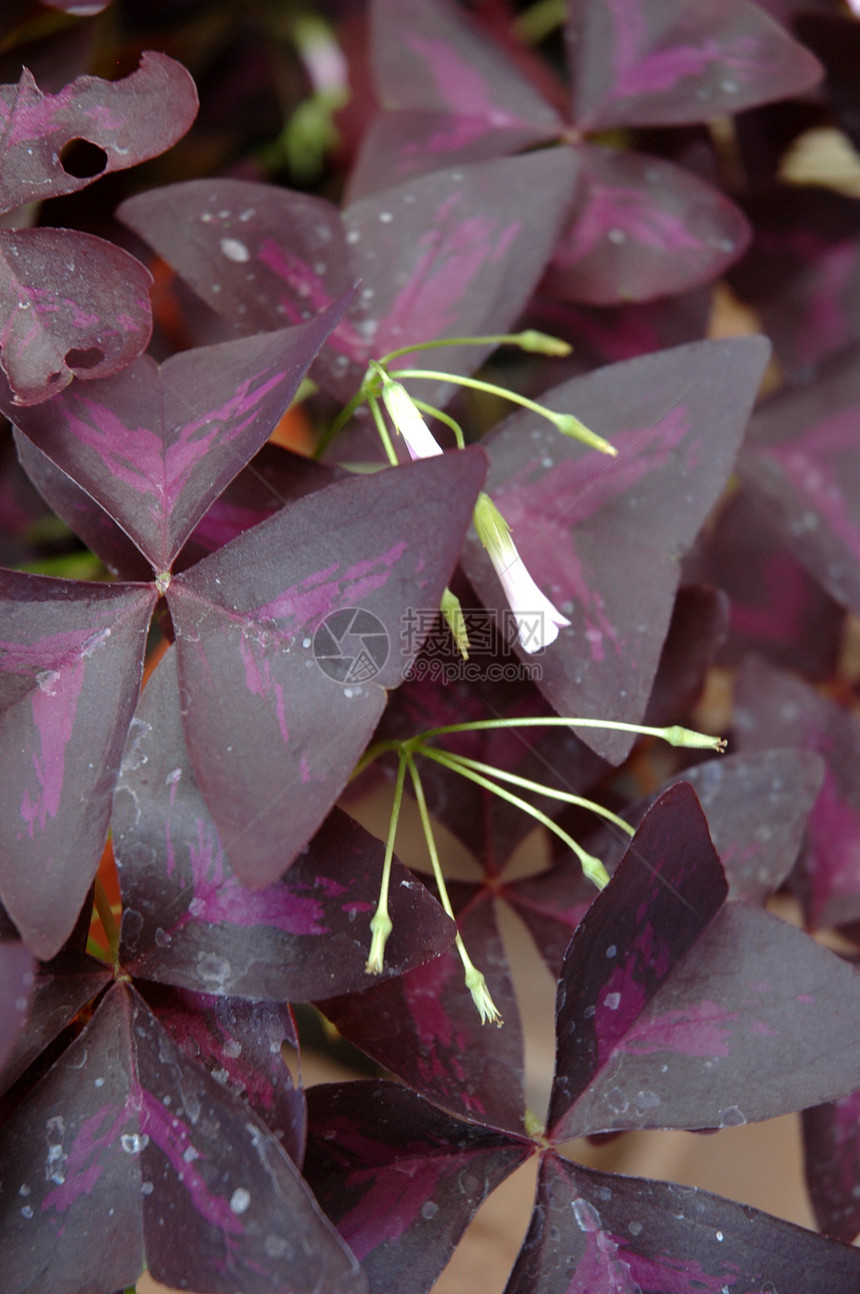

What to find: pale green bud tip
left=441, top=587, right=470, bottom=660
left=523, top=1109, right=545, bottom=1139
left=553, top=413, right=617, bottom=457
left=582, top=854, right=610, bottom=891
left=516, top=329, right=572, bottom=357
left=464, top=966, right=503, bottom=1026
left=155, top=571, right=171, bottom=595
left=663, top=725, right=727, bottom=753
left=365, top=909, right=393, bottom=975
left=380, top=378, right=444, bottom=460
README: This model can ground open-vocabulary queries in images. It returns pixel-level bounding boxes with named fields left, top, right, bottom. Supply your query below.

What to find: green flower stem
left=432, top=748, right=635, bottom=837
left=388, top=368, right=616, bottom=456
left=314, top=386, right=367, bottom=459
left=419, top=746, right=609, bottom=890
left=411, top=398, right=466, bottom=449
left=414, top=716, right=727, bottom=753
left=366, top=751, right=408, bottom=973
left=93, top=875, right=120, bottom=968
left=368, top=393, right=399, bottom=466
left=377, top=330, right=571, bottom=366
left=407, top=752, right=502, bottom=1026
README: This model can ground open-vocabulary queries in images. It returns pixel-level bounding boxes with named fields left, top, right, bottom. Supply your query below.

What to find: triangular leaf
left=0, top=573, right=156, bottom=958
left=304, top=1079, right=531, bottom=1294
left=803, top=1090, right=860, bottom=1244
left=461, top=337, right=769, bottom=762
left=114, top=650, right=455, bottom=998
left=2, top=300, right=350, bottom=570
left=165, top=449, right=486, bottom=885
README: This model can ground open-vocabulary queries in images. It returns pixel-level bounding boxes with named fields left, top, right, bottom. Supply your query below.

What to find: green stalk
left=406, top=752, right=502, bottom=1025
left=366, top=751, right=408, bottom=973
left=93, top=875, right=120, bottom=968
left=419, top=746, right=609, bottom=890
left=413, top=716, right=727, bottom=753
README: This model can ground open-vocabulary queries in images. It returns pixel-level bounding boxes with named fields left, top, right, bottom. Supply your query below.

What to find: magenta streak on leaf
left=402, top=33, right=524, bottom=125
left=176, top=819, right=328, bottom=935
left=251, top=540, right=408, bottom=627
left=256, top=240, right=365, bottom=359
left=399, top=116, right=503, bottom=160
left=40, top=1105, right=127, bottom=1214
left=555, top=181, right=707, bottom=267
left=19, top=656, right=85, bottom=837
left=190, top=502, right=277, bottom=551
left=333, top=1156, right=448, bottom=1259
left=618, top=1000, right=739, bottom=1058
left=564, top=1200, right=637, bottom=1292
left=140, top=1088, right=244, bottom=1236
left=375, top=214, right=522, bottom=353
left=591, top=925, right=662, bottom=1068
left=238, top=631, right=289, bottom=743
left=603, top=0, right=761, bottom=104
left=764, top=409, right=860, bottom=565
left=624, top=1247, right=741, bottom=1294
left=805, top=765, right=860, bottom=925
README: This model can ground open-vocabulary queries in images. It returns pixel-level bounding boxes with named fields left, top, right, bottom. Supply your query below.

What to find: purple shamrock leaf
left=0, top=982, right=366, bottom=1294
left=146, top=985, right=305, bottom=1167
left=304, top=1080, right=531, bottom=1294
left=739, top=342, right=860, bottom=618
left=548, top=786, right=860, bottom=1139
left=641, top=583, right=729, bottom=727
left=803, top=1089, right=860, bottom=1244
left=113, top=649, right=455, bottom=999
left=565, top=0, right=823, bottom=132
left=734, top=655, right=860, bottom=929
left=505, top=1152, right=860, bottom=1294
left=116, top=148, right=578, bottom=404
left=1, top=297, right=351, bottom=570
left=545, top=142, right=751, bottom=304
left=0, top=52, right=197, bottom=214
left=546, top=783, right=727, bottom=1141
left=0, top=572, right=156, bottom=958
left=0, top=228, right=154, bottom=406
left=165, top=449, right=486, bottom=886
left=318, top=882, right=526, bottom=1135
left=461, top=336, right=770, bottom=763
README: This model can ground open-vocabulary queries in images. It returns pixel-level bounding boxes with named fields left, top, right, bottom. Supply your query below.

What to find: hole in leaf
left=58, top=138, right=108, bottom=178
left=65, top=346, right=104, bottom=370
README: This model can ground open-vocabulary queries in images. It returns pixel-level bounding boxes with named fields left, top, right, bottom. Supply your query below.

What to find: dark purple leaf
left=117, top=150, right=578, bottom=403
left=683, top=484, right=846, bottom=679
left=0, top=951, right=111, bottom=1099
left=734, top=656, right=860, bottom=929
left=2, top=299, right=350, bottom=570
left=0, top=52, right=197, bottom=213
left=642, top=583, right=729, bottom=727
left=555, top=892, right=860, bottom=1138
left=461, top=336, right=770, bottom=763
left=0, top=941, right=34, bottom=1075
left=546, top=143, right=751, bottom=305
left=304, top=1079, right=531, bottom=1294
left=795, top=13, right=860, bottom=151
left=565, top=0, right=822, bottom=133
left=0, top=982, right=366, bottom=1294
left=318, top=884, right=526, bottom=1135
left=13, top=428, right=156, bottom=581
left=803, top=1090, right=860, bottom=1244
left=505, top=1152, right=860, bottom=1294
left=114, top=648, right=455, bottom=997
left=0, top=228, right=153, bottom=406
left=503, top=863, right=596, bottom=986
left=165, top=449, right=486, bottom=886
left=0, top=572, right=156, bottom=958
left=146, top=986, right=305, bottom=1166
left=739, top=343, right=860, bottom=617
left=547, top=784, right=728, bottom=1141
